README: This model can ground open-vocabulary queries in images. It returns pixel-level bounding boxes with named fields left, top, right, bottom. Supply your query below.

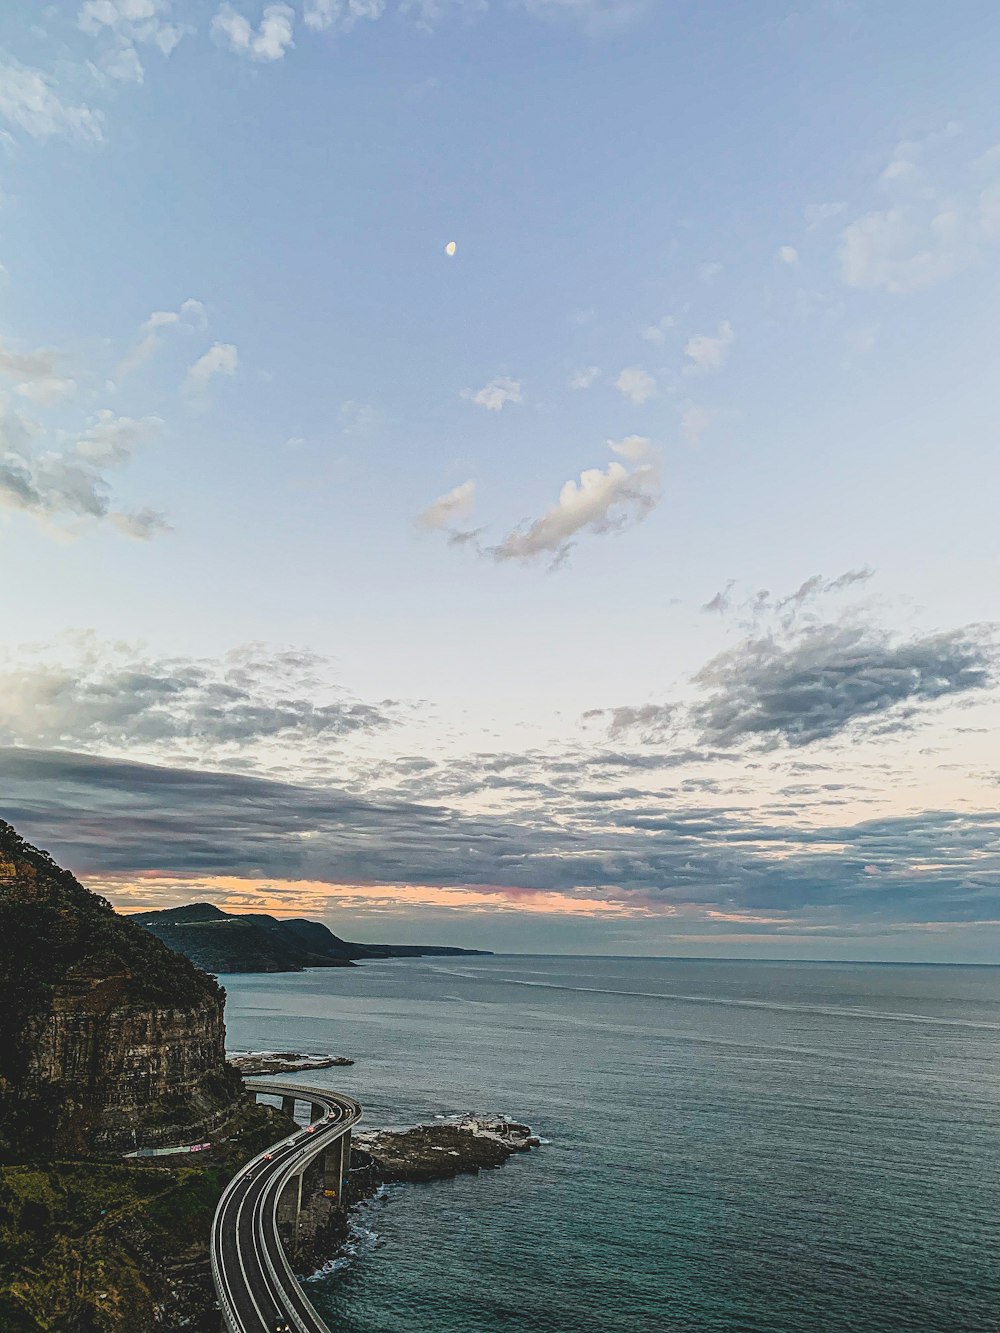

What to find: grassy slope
left=0, top=1101, right=290, bottom=1332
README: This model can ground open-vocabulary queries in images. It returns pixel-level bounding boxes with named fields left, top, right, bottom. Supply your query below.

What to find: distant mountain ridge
left=129, top=903, right=492, bottom=974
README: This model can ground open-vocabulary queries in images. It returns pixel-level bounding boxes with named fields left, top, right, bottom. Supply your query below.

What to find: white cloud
left=15, top=377, right=77, bottom=406
left=0, top=58, right=104, bottom=143
left=700, top=261, right=723, bottom=284
left=681, top=404, right=712, bottom=446
left=304, top=0, right=386, bottom=31
left=183, top=342, right=238, bottom=393
left=614, top=366, right=656, bottom=405
left=642, top=315, right=675, bottom=344
left=212, top=3, right=296, bottom=60
left=683, top=321, right=734, bottom=375
left=489, top=436, right=660, bottom=565
left=462, top=376, right=522, bottom=411
left=119, top=298, right=207, bottom=378
left=0, top=341, right=76, bottom=406
left=838, top=131, right=1000, bottom=295
left=417, top=479, right=476, bottom=531
left=78, top=0, right=187, bottom=83
left=778, top=245, right=799, bottom=266
left=569, top=366, right=601, bottom=390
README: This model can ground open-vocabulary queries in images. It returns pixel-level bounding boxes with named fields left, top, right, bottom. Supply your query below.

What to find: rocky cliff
left=0, top=822, right=245, bottom=1158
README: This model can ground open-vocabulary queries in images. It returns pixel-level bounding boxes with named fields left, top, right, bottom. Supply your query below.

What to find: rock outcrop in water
left=0, top=821, right=245, bottom=1158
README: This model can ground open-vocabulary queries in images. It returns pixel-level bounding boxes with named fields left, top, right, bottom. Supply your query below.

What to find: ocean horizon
left=224, top=954, right=1000, bottom=1333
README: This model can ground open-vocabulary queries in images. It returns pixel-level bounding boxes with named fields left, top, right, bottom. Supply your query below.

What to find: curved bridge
left=212, top=1081, right=362, bottom=1333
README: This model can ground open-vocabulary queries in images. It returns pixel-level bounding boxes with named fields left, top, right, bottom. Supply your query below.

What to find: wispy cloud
left=304, top=0, right=386, bottom=32
left=0, top=405, right=166, bottom=538
left=614, top=366, right=656, bottom=405
left=691, top=622, right=994, bottom=748
left=183, top=341, right=238, bottom=393
left=417, top=479, right=476, bottom=531
left=683, top=321, right=734, bottom=375
left=488, top=435, right=660, bottom=566
left=462, top=376, right=522, bottom=411
left=0, top=640, right=395, bottom=757
left=839, top=128, right=1000, bottom=294
left=118, top=298, right=207, bottom=378
left=0, top=57, right=104, bottom=143
left=212, top=3, right=296, bottom=59
left=569, top=366, right=601, bottom=390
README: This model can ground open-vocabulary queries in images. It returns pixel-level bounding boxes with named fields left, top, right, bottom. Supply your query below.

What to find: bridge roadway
left=211, top=1081, right=362, bottom=1333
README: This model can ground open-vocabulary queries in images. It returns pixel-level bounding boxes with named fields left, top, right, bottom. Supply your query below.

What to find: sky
left=1, top=0, right=999, bottom=961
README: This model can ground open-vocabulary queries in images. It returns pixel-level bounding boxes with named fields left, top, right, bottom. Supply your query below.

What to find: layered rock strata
left=0, top=821, right=245, bottom=1157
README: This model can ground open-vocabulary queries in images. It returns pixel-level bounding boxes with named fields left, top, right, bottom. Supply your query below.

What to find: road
left=211, top=1081, right=362, bottom=1333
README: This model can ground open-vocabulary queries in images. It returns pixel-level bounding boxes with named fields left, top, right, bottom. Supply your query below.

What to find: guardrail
left=211, top=1083, right=362, bottom=1333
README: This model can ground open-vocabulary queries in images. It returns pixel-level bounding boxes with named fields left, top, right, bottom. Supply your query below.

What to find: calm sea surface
left=222, top=956, right=1000, bottom=1333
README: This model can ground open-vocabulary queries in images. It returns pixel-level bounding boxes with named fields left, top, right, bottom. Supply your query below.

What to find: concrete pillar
left=281, top=1095, right=296, bottom=1119
left=310, top=1102, right=323, bottom=1123
left=340, top=1130, right=352, bottom=1206
left=277, top=1173, right=302, bottom=1227
left=323, top=1144, right=338, bottom=1196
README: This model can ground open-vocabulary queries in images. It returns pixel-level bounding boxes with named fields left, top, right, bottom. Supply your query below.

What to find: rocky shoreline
left=288, top=1114, right=540, bottom=1275
left=227, top=1049, right=355, bottom=1075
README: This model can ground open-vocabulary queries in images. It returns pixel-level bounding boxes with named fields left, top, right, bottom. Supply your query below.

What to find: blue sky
left=1, top=0, right=999, bottom=959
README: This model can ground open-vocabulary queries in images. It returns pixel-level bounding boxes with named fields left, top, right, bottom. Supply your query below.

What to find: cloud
left=0, top=340, right=77, bottom=406
left=417, top=479, right=476, bottom=531
left=212, top=3, right=296, bottom=59
left=119, top=298, right=207, bottom=377
left=78, top=0, right=188, bottom=82
left=183, top=342, right=238, bottom=393
left=691, top=623, right=994, bottom=748
left=777, top=245, right=799, bottom=265
left=614, top=366, right=656, bottom=405
left=642, top=315, right=675, bottom=345
left=488, top=436, right=660, bottom=565
left=462, top=377, right=522, bottom=411
left=0, top=58, right=104, bottom=143
left=680, top=404, right=712, bottom=446
left=0, top=641, right=396, bottom=757
left=683, top=321, right=734, bottom=375
left=702, top=580, right=735, bottom=614
left=0, top=405, right=164, bottom=538
left=839, top=131, right=1000, bottom=294
left=304, top=0, right=386, bottom=32
left=9, top=745, right=1000, bottom=936
left=569, top=366, right=601, bottom=390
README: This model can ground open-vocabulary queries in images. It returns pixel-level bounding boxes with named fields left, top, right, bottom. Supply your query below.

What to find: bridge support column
left=278, top=1170, right=304, bottom=1228
left=310, top=1102, right=323, bottom=1123
left=281, top=1094, right=296, bottom=1119
left=339, top=1130, right=352, bottom=1206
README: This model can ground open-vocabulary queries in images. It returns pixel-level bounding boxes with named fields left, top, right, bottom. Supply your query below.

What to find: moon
left=445, top=241, right=457, bottom=256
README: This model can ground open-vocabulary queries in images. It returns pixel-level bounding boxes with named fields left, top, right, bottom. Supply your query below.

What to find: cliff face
left=0, top=822, right=245, bottom=1158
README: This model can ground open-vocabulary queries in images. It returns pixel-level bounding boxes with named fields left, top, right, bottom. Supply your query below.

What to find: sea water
left=222, top=956, right=1000, bottom=1332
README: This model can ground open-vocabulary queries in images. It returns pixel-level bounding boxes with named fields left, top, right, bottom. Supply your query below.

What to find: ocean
left=222, top=955, right=1000, bottom=1333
